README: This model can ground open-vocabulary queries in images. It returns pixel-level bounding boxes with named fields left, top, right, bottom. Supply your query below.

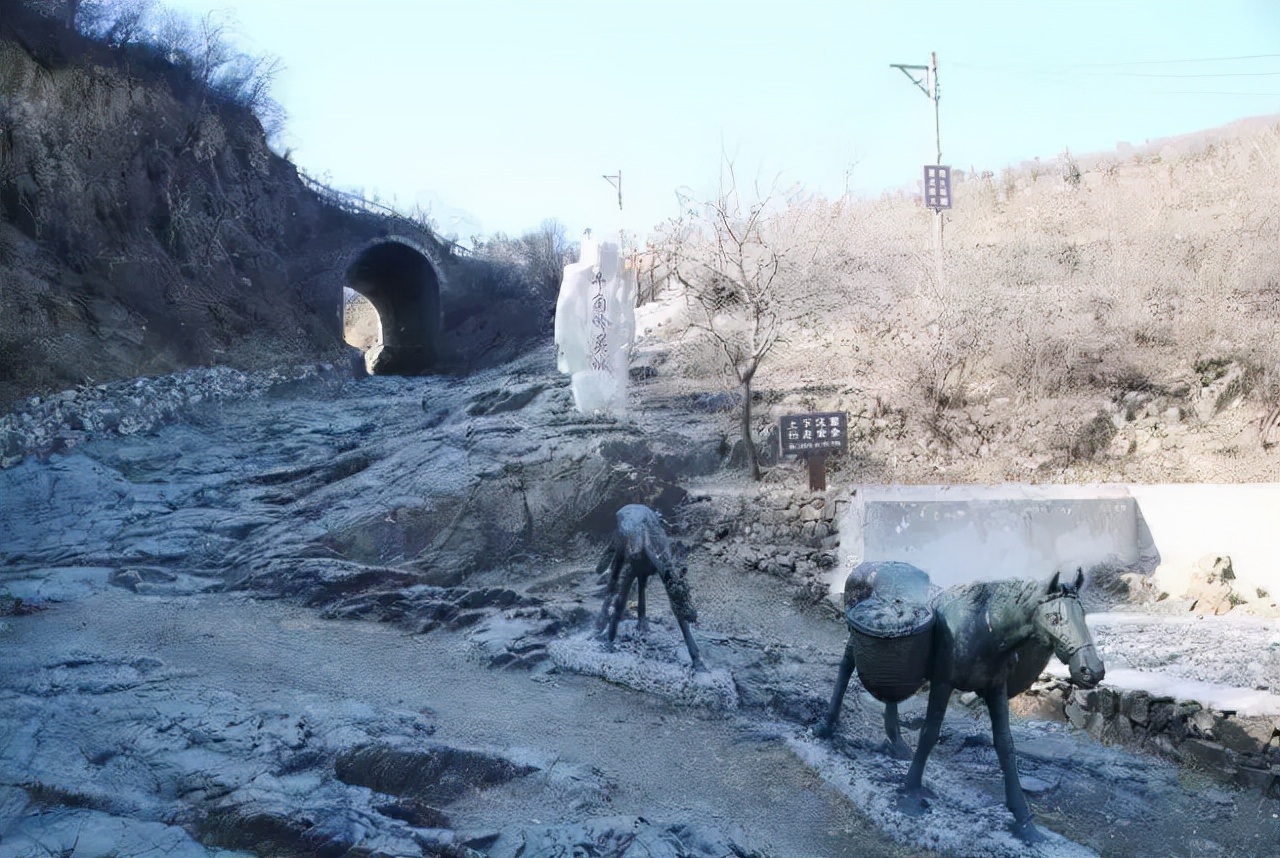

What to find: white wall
left=836, top=484, right=1279, bottom=598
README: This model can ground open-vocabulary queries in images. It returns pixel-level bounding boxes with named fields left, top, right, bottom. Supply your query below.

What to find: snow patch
left=1043, top=664, right=1280, bottom=716
left=1079, top=611, right=1280, bottom=714
left=787, top=731, right=1100, bottom=858
left=548, top=631, right=738, bottom=710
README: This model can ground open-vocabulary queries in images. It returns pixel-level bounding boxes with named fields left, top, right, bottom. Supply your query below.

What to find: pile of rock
left=688, top=489, right=847, bottom=605
left=1013, top=676, right=1280, bottom=798
left=1184, top=554, right=1271, bottom=616
left=0, top=363, right=342, bottom=468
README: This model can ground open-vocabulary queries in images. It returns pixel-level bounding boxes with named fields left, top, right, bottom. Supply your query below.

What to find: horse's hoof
left=888, top=740, right=913, bottom=761
left=690, top=660, right=708, bottom=673
left=1010, top=819, right=1046, bottom=843
left=813, top=722, right=834, bottom=740
left=895, top=787, right=934, bottom=817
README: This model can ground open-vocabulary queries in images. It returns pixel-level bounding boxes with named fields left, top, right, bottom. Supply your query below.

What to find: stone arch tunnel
left=344, top=238, right=441, bottom=375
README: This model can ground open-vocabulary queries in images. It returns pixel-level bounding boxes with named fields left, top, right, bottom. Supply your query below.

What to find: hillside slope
left=644, top=117, right=1280, bottom=484
left=0, top=3, right=457, bottom=409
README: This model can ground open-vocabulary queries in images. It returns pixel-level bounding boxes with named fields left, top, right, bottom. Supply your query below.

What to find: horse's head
left=670, top=541, right=697, bottom=623
left=1033, top=569, right=1104, bottom=687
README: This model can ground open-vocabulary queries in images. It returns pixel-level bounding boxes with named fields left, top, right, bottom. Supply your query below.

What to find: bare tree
left=662, top=165, right=829, bottom=480
left=472, top=218, right=573, bottom=307
left=84, top=0, right=155, bottom=48
left=520, top=218, right=573, bottom=305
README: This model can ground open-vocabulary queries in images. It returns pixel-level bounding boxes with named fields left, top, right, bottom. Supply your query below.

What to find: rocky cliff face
left=0, top=4, right=466, bottom=410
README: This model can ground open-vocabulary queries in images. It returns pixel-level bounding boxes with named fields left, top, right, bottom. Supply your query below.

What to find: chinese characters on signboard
left=923, top=164, right=952, bottom=210
left=779, top=412, right=848, bottom=456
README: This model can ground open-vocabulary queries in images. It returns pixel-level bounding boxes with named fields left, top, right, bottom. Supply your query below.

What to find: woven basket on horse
left=847, top=597, right=935, bottom=703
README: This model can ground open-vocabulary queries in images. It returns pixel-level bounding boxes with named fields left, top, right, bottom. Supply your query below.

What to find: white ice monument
left=554, top=231, right=637, bottom=416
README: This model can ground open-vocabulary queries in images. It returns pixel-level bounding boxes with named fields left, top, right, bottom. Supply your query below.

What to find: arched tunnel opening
left=344, top=240, right=441, bottom=376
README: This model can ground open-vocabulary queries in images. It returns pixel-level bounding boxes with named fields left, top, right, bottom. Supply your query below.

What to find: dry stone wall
left=1014, top=676, right=1280, bottom=799
left=682, top=488, right=849, bottom=606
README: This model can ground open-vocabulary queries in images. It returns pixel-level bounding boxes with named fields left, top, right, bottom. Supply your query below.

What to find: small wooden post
left=807, top=453, right=827, bottom=491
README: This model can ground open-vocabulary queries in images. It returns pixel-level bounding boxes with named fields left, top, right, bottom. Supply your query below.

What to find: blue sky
left=162, top=0, right=1279, bottom=242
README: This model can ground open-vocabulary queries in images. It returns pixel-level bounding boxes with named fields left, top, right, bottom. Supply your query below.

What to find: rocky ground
left=1, top=346, right=1278, bottom=858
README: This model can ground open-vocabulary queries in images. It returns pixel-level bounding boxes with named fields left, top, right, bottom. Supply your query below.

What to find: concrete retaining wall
left=835, top=483, right=1280, bottom=598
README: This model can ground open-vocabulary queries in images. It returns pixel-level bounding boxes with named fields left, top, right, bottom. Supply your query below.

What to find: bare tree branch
left=656, top=160, right=833, bottom=479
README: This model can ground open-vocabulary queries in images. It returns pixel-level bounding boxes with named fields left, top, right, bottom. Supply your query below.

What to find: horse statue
left=814, top=560, right=933, bottom=758
left=816, top=560, right=1104, bottom=842
left=596, top=504, right=704, bottom=672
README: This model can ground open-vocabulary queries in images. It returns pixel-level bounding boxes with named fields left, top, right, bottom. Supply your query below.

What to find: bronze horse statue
left=596, top=504, right=704, bottom=671
left=817, top=561, right=1104, bottom=841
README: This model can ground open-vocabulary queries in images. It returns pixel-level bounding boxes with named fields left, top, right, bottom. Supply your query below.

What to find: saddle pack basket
left=847, top=597, right=935, bottom=703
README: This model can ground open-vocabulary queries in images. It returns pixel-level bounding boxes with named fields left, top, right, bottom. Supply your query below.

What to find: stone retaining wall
left=1013, top=676, right=1280, bottom=799
left=685, top=488, right=849, bottom=606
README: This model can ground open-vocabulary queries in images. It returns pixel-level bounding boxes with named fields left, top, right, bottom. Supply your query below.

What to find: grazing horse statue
left=596, top=504, right=704, bottom=671
left=817, top=562, right=1104, bottom=842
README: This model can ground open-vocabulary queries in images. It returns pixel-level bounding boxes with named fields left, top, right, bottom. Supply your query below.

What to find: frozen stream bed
left=1, top=360, right=1277, bottom=857
left=1, top=582, right=1277, bottom=858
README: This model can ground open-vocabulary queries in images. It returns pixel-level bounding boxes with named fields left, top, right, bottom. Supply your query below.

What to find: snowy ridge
left=787, top=730, right=1100, bottom=858
left=548, top=630, right=738, bottom=710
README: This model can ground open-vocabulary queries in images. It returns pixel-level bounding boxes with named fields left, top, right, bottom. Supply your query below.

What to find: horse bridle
left=1035, top=588, right=1097, bottom=662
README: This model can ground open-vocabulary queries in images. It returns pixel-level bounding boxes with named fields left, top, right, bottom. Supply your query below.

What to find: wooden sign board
left=780, top=412, right=848, bottom=490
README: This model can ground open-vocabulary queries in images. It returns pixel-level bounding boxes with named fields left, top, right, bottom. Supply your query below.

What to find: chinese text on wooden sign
left=779, top=412, right=848, bottom=456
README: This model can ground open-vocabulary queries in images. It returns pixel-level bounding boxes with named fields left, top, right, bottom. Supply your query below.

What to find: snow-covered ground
left=1067, top=611, right=1280, bottom=716
left=830, top=482, right=1280, bottom=718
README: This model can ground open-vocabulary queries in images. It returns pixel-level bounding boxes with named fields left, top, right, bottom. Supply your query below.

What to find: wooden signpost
left=779, top=411, right=848, bottom=491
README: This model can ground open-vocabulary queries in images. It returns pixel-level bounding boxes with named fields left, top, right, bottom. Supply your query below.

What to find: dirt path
left=1, top=586, right=915, bottom=857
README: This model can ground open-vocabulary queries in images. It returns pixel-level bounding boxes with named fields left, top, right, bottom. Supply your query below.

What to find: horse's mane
left=936, top=577, right=1047, bottom=613
left=1006, top=577, right=1049, bottom=611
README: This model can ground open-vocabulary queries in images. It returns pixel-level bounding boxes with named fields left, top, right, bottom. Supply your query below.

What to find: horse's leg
left=883, top=701, right=912, bottom=760
left=652, top=564, right=701, bottom=669
left=676, top=617, right=705, bottom=672
left=597, top=548, right=625, bottom=631
left=984, top=687, right=1044, bottom=842
left=635, top=569, right=649, bottom=634
left=605, top=565, right=638, bottom=650
left=815, top=635, right=857, bottom=738
left=899, top=680, right=951, bottom=814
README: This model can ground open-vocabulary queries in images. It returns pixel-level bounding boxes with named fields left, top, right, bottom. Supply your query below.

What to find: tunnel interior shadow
left=345, top=240, right=440, bottom=376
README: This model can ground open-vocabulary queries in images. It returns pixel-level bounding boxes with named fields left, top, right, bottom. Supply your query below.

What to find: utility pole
left=891, top=52, right=945, bottom=283
left=889, top=53, right=941, bottom=164
left=602, top=170, right=622, bottom=211
left=930, top=52, right=941, bottom=167
left=602, top=169, right=631, bottom=276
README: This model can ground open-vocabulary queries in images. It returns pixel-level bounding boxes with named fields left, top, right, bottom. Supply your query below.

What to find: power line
left=1155, top=90, right=1280, bottom=96
left=954, top=54, right=1280, bottom=73
left=1110, top=71, right=1280, bottom=78
left=1062, top=53, right=1280, bottom=67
